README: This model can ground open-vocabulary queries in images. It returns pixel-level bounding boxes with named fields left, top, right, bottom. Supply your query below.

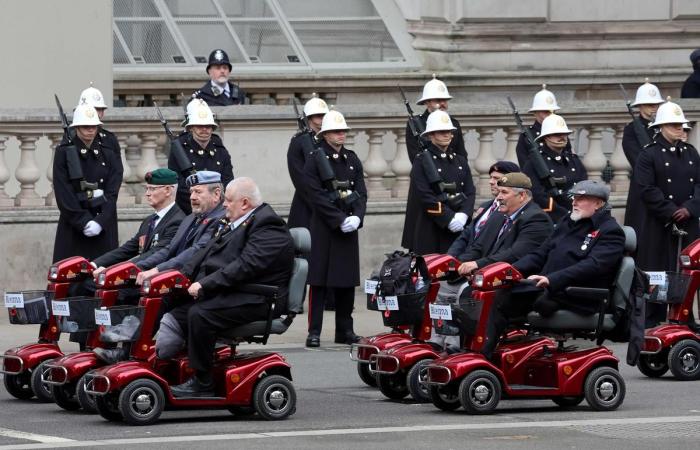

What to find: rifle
left=54, top=94, right=103, bottom=207
left=399, top=85, right=465, bottom=211
left=292, top=98, right=319, bottom=155
left=507, top=96, right=567, bottom=204
left=154, top=102, right=194, bottom=175
left=619, top=84, right=652, bottom=148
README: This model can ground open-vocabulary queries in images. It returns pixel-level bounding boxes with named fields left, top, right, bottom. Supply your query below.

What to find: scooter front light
left=473, top=273, right=484, bottom=288
left=49, top=266, right=58, bottom=280
left=141, top=280, right=151, bottom=295
left=680, top=255, right=691, bottom=267
left=96, top=272, right=106, bottom=286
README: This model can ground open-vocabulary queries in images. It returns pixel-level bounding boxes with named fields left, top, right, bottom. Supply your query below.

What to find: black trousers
left=169, top=301, right=268, bottom=373
left=308, top=286, right=354, bottom=337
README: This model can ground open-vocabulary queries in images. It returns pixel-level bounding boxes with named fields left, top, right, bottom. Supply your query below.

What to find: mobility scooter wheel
left=377, top=373, right=409, bottom=400
left=637, top=352, right=669, bottom=378
left=357, top=362, right=377, bottom=387
left=668, top=339, right=700, bottom=380
left=118, top=379, right=165, bottom=425
left=3, top=372, right=34, bottom=400
left=30, top=360, right=54, bottom=403
left=76, top=374, right=97, bottom=413
left=583, top=367, right=625, bottom=411
left=406, top=359, right=432, bottom=403
left=458, top=370, right=501, bottom=414
left=429, top=385, right=461, bottom=411
left=552, top=396, right=584, bottom=408
left=253, top=375, right=297, bottom=420
left=52, top=383, right=81, bottom=411
left=95, top=393, right=123, bottom=422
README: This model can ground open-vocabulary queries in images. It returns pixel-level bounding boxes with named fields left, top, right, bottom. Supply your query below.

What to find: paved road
left=1, top=308, right=699, bottom=449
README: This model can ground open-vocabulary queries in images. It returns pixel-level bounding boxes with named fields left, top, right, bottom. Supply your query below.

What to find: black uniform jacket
left=169, top=132, right=234, bottom=214
left=514, top=208, right=625, bottom=314
left=522, top=143, right=587, bottom=223
left=136, top=203, right=225, bottom=272
left=287, top=131, right=317, bottom=229
left=52, top=135, right=123, bottom=262
left=516, top=120, right=573, bottom=168
left=182, top=203, right=295, bottom=313
left=405, top=109, right=468, bottom=163
left=93, top=204, right=185, bottom=268
left=633, top=136, right=700, bottom=271
left=681, top=71, right=700, bottom=98
left=401, top=143, right=476, bottom=255
left=303, top=141, right=368, bottom=287
left=448, top=199, right=500, bottom=259
left=462, top=200, right=552, bottom=269
left=193, top=80, right=246, bottom=106
left=622, top=116, right=656, bottom=234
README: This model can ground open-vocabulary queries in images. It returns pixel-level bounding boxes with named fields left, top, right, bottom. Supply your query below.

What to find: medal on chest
left=581, top=229, right=599, bottom=251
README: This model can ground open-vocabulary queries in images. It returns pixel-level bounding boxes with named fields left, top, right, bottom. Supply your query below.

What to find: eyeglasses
left=144, top=185, right=168, bottom=193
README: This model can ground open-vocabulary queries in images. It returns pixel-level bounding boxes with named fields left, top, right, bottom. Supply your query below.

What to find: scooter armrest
left=234, top=283, right=279, bottom=299
left=564, top=287, right=609, bottom=303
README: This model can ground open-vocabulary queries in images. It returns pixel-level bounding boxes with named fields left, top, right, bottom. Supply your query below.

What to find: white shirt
left=232, top=206, right=258, bottom=230
left=211, top=80, right=229, bottom=97
left=153, top=201, right=176, bottom=228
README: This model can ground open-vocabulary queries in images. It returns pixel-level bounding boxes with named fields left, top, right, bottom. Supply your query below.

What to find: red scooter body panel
left=48, top=351, right=100, bottom=384
left=353, top=332, right=412, bottom=362
left=2, top=343, right=63, bottom=374
left=374, top=342, right=440, bottom=374
left=645, top=324, right=699, bottom=350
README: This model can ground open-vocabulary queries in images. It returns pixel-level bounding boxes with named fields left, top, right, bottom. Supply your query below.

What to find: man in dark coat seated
left=167, top=177, right=295, bottom=397
left=481, top=180, right=625, bottom=357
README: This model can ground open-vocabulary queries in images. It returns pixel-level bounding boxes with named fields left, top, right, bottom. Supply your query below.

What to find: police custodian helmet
left=207, top=49, right=232, bottom=73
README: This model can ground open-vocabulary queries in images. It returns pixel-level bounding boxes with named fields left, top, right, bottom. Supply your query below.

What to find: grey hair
left=227, top=177, right=263, bottom=207
left=511, top=187, right=532, bottom=198
left=207, top=182, right=224, bottom=195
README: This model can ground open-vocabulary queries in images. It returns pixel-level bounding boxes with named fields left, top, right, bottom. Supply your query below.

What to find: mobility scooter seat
left=526, top=226, right=636, bottom=334
left=218, top=227, right=310, bottom=344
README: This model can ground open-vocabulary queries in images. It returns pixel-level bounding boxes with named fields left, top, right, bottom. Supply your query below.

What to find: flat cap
left=570, top=179, right=610, bottom=201
left=145, top=168, right=178, bottom=185
left=186, top=170, right=221, bottom=187
left=497, top=172, right=532, bottom=189
left=489, top=161, right=520, bottom=175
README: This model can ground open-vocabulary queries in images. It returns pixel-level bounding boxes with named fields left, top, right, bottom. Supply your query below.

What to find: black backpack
left=378, top=251, right=428, bottom=296
left=606, top=266, right=648, bottom=365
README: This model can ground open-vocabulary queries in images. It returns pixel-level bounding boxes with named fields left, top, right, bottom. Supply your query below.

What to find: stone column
left=136, top=133, right=160, bottom=180
left=504, top=127, right=520, bottom=164
left=45, top=134, right=63, bottom=206
left=117, top=134, right=135, bottom=206
left=609, top=125, right=631, bottom=193
left=0, top=135, right=13, bottom=207
left=363, top=129, right=391, bottom=199
left=582, top=126, right=607, bottom=182
left=391, top=129, right=411, bottom=199
left=474, top=128, right=496, bottom=197
left=14, top=134, right=43, bottom=206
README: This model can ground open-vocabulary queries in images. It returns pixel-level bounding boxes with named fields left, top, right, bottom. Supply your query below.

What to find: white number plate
left=384, top=296, right=399, bottom=311
left=646, top=271, right=667, bottom=286
left=364, top=279, right=379, bottom=294
left=94, top=309, right=111, bottom=326
left=429, top=303, right=452, bottom=320
left=376, top=296, right=387, bottom=311
left=51, top=300, right=70, bottom=316
left=4, top=293, right=24, bottom=308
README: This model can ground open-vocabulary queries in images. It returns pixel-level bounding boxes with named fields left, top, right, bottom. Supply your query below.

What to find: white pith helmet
left=417, top=74, right=452, bottom=105
left=535, top=113, right=572, bottom=141
left=186, top=99, right=217, bottom=129
left=78, top=83, right=108, bottom=109
left=303, top=94, right=329, bottom=117
left=421, top=110, right=456, bottom=136
left=320, top=110, right=350, bottom=134
left=529, top=84, right=560, bottom=112
left=70, top=104, right=103, bottom=127
left=650, top=97, right=689, bottom=127
left=632, top=79, right=664, bottom=106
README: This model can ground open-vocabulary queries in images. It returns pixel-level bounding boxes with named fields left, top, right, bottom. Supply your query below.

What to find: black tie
left=145, top=214, right=158, bottom=242
left=496, top=217, right=513, bottom=241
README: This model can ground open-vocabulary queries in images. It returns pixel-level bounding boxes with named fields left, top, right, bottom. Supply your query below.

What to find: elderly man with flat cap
left=481, top=180, right=625, bottom=357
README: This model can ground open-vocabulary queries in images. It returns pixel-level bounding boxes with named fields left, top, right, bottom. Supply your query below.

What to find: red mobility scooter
left=42, top=261, right=142, bottom=412
left=424, top=226, right=635, bottom=414
left=639, top=238, right=700, bottom=380
left=84, top=228, right=309, bottom=425
left=1, top=256, right=93, bottom=401
left=350, top=254, right=457, bottom=391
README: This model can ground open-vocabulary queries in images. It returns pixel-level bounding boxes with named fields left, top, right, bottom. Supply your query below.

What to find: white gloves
left=83, top=220, right=103, bottom=237
left=340, top=216, right=361, bottom=233
left=448, top=212, right=468, bottom=233
left=92, top=189, right=104, bottom=199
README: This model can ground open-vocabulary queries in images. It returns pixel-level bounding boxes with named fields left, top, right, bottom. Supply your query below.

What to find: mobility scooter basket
left=647, top=271, right=691, bottom=304
left=4, top=290, right=54, bottom=325
left=431, top=294, right=482, bottom=337
left=54, top=296, right=102, bottom=332
left=365, top=271, right=381, bottom=311
left=381, top=287, right=430, bottom=327
left=96, top=305, right=145, bottom=343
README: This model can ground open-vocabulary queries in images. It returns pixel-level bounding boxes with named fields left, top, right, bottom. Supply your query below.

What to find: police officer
left=52, top=104, right=123, bottom=262
left=681, top=49, right=700, bottom=98
left=76, top=84, right=122, bottom=171
left=401, top=110, right=476, bottom=254
left=405, top=75, right=468, bottom=163
left=193, top=49, right=246, bottom=106
left=169, top=99, right=234, bottom=214
left=622, top=80, right=664, bottom=235
left=515, top=85, right=571, bottom=168
left=303, top=110, right=367, bottom=347
left=633, top=99, right=700, bottom=325
left=522, top=113, right=587, bottom=223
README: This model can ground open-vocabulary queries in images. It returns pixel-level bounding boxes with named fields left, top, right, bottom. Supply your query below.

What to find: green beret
left=145, top=168, right=178, bottom=185
left=497, top=172, right=532, bottom=189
